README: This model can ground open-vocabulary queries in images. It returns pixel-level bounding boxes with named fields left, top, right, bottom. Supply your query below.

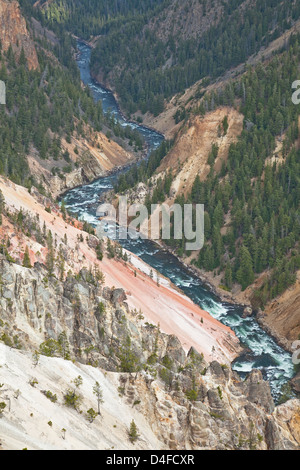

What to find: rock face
left=243, top=306, right=253, bottom=318
left=118, top=364, right=300, bottom=450
left=47, top=166, right=103, bottom=199
left=0, top=0, right=39, bottom=70
left=245, top=369, right=275, bottom=414
left=291, top=373, right=300, bottom=394
left=27, top=126, right=136, bottom=199
left=261, top=273, right=300, bottom=352
left=0, top=256, right=299, bottom=450
left=155, top=107, right=244, bottom=199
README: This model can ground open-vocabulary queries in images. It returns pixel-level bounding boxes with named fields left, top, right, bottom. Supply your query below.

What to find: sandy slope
left=156, top=107, right=244, bottom=199
left=0, top=343, right=162, bottom=450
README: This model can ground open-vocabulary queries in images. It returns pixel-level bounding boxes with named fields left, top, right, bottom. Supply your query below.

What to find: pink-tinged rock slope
left=0, top=176, right=241, bottom=364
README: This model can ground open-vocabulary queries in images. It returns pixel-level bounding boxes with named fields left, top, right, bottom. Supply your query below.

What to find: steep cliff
left=0, top=0, right=39, bottom=70
left=27, top=127, right=135, bottom=199
left=0, top=258, right=299, bottom=450
left=156, top=107, right=244, bottom=199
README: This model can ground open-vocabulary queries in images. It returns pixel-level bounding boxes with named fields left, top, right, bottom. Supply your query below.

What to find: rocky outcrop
left=245, top=369, right=275, bottom=414
left=156, top=107, right=244, bottom=199
left=261, top=273, right=300, bottom=352
left=0, top=0, right=39, bottom=70
left=28, top=127, right=136, bottom=199
left=0, top=256, right=299, bottom=450
left=48, top=166, right=104, bottom=199
left=118, top=362, right=300, bottom=450
left=291, top=373, right=300, bottom=394
left=0, top=255, right=193, bottom=372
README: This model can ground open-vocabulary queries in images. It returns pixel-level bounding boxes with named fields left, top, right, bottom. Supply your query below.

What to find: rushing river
left=63, top=41, right=296, bottom=402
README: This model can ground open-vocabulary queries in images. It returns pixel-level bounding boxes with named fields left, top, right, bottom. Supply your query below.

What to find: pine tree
left=222, top=115, right=229, bottom=135
left=237, top=246, right=254, bottom=291
left=128, top=420, right=139, bottom=444
left=46, top=230, right=54, bottom=276
left=57, top=245, right=65, bottom=281
left=118, top=336, right=140, bottom=374
left=93, top=381, right=104, bottom=415
left=19, top=47, right=27, bottom=67
left=86, top=408, right=97, bottom=423
left=224, top=263, right=232, bottom=289
left=23, top=246, right=32, bottom=268
left=58, top=331, right=70, bottom=360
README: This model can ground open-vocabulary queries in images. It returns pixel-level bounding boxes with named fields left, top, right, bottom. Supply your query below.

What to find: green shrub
left=42, top=390, right=58, bottom=403
left=0, top=402, right=6, bottom=416
left=63, top=389, right=82, bottom=411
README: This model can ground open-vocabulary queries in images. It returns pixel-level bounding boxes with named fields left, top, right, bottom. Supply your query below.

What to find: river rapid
left=63, top=41, right=296, bottom=403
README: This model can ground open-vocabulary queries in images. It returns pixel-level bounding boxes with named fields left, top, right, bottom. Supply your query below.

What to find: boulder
left=111, top=288, right=127, bottom=306
left=245, top=369, right=275, bottom=414
left=242, top=306, right=253, bottom=318
left=166, top=335, right=186, bottom=365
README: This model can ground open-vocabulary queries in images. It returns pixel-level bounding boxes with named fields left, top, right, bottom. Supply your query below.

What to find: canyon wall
left=0, top=0, right=39, bottom=70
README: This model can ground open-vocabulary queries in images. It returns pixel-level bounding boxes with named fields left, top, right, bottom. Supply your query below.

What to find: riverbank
left=154, top=239, right=298, bottom=357
left=89, top=70, right=166, bottom=141
left=75, top=37, right=165, bottom=142
left=58, top=153, right=147, bottom=203
left=101, top=248, right=243, bottom=364
left=120, top=210, right=297, bottom=360
left=56, top=41, right=166, bottom=203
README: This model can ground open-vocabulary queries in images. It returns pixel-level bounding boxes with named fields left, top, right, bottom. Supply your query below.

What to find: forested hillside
left=191, top=39, right=300, bottom=307
left=0, top=41, right=101, bottom=187
left=90, top=0, right=300, bottom=116
left=27, top=0, right=170, bottom=38
left=22, top=0, right=300, bottom=116
left=0, top=2, right=144, bottom=192
left=115, top=33, right=300, bottom=309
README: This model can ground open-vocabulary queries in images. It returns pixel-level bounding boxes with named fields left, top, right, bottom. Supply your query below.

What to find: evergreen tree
left=118, top=336, right=140, bottom=374
left=128, top=420, right=139, bottom=444
left=224, top=263, right=233, bottom=290
left=236, top=246, right=255, bottom=291
left=93, top=381, right=104, bottom=416
left=46, top=231, right=54, bottom=276
left=23, top=246, right=32, bottom=268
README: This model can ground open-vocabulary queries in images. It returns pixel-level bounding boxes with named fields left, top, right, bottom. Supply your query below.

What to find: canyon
left=0, top=0, right=300, bottom=452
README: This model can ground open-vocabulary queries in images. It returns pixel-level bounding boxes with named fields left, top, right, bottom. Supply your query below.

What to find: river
left=63, top=41, right=296, bottom=403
